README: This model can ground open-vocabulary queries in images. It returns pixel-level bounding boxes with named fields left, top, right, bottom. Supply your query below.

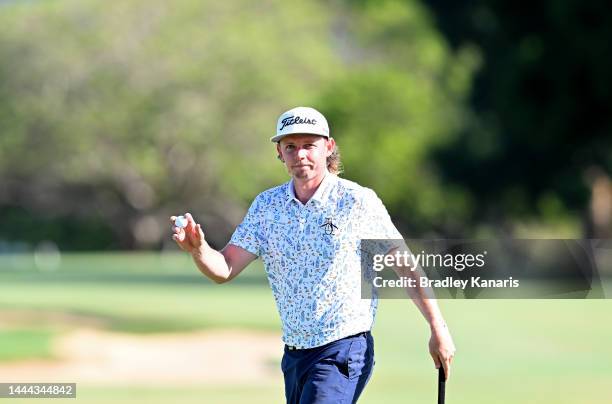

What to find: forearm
left=400, top=267, right=455, bottom=376
left=395, top=266, right=447, bottom=328
left=191, top=242, right=232, bottom=284
left=412, top=292, right=447, bottom=330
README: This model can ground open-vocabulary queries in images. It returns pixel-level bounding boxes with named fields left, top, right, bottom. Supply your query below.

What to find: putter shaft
left=438, top=366, right=446, bottom=404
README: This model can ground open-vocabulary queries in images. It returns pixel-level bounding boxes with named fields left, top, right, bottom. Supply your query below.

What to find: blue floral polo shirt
left=229, top=172, right=402, bottom=348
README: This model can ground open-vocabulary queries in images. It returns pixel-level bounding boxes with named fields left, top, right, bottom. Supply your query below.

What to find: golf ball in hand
left=175, top=215, right=188, bottom=229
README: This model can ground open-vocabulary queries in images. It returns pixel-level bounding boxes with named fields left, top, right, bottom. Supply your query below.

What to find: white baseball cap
left=270, top=106, right=330, bottom=143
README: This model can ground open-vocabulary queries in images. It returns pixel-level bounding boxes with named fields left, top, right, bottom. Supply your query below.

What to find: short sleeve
left=228, top=194, right=265, bottom=257
left=359, top=189, right=403, bottom=255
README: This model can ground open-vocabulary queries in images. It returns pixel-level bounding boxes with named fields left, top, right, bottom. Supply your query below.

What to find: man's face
left=277, top=134, right=335, bottom=181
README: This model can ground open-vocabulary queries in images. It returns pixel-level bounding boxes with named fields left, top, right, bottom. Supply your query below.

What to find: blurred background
left=1, top=0, right=611, bottom=403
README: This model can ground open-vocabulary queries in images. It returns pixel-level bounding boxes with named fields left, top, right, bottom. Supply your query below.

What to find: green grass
left=0, top=283, right=280, bottom=333
left=0, top=252, right=278, bottom=333
left=1, top=253, right=612, bottom=403
left=0, top=329, right=55, bottom=362
left=362, top=299, right=612, bottom=403
left=10, top=386, right=286, bottom=404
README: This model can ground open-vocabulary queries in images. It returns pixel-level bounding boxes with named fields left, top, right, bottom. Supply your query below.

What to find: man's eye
left=286, top=145, right=295, bottom=150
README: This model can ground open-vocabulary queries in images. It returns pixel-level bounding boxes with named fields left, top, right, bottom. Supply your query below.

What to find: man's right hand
left=170, top=213, right=205, bottom=254
left=170, top=212, right=257, bottom=284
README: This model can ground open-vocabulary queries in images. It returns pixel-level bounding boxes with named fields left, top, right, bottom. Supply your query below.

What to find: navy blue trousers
left=281, top=332, right=375, bottom=404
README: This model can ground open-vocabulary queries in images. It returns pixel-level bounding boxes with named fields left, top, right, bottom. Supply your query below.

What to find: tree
left=425, top=0, right=612, bottom=237
left=0, top=0, right=344, bottom=248
left=319, top=0, right=478, bottom=236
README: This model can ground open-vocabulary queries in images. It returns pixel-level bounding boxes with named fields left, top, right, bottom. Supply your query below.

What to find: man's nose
left=297, top=148, right=308, bottom=159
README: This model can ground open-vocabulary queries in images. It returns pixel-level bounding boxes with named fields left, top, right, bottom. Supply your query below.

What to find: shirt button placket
left=298, top=210, right=306, bottom=232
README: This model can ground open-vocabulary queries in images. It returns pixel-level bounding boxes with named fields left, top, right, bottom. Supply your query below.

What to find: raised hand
left=170, top=213, right=205, bottom=254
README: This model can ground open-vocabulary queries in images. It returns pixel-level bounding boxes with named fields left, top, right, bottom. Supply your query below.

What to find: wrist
left=191, top=245, right=207, bottom=260
left=429, top=318, right=447, bottom=331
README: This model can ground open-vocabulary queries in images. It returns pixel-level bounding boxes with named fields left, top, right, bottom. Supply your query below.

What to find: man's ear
left=276, top=142, right=284, bottom=162
left=326, top=137, right=336, bottom=157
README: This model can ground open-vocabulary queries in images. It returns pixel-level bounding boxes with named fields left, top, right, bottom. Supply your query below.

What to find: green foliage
left=0, top=0, right=345, bottom=248
left=8, top=0, right=591, bottom=245
left=0, top=206, right=116, bottom=250
left=426, top=0, right=612, bottom=235
left=319, top=0, right=478, bottom=234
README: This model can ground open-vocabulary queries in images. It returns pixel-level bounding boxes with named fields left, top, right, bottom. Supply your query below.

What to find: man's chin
left=292, top=167, right=313, bottom=179
left=293, top=172, right=310, bottom=180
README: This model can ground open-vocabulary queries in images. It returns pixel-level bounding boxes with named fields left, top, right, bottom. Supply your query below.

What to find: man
left=171, top=106, right=455, bottom=403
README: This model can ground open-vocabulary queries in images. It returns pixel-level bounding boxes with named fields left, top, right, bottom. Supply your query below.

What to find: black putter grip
left=437, top=366, right=446, bottom=404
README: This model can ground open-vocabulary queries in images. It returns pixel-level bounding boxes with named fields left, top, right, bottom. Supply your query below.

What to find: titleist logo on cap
left=279, top=115, right=317, bottom=131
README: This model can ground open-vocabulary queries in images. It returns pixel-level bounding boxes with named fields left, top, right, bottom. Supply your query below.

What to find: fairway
left=1, top=253, right=611, bottom=403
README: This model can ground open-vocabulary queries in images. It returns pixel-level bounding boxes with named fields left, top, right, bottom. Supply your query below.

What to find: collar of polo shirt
left=285, top=170, right=336, bottom=207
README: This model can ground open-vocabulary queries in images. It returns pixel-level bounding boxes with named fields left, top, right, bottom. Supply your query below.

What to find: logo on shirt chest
left=320, top=217, right=339, bottom=236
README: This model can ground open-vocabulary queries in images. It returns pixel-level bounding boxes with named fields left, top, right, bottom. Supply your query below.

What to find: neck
left=293, top=170, right=328, bottom=204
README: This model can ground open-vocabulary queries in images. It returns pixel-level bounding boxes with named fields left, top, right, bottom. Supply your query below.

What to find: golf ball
left=175, top=215, right=188, bottom=229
